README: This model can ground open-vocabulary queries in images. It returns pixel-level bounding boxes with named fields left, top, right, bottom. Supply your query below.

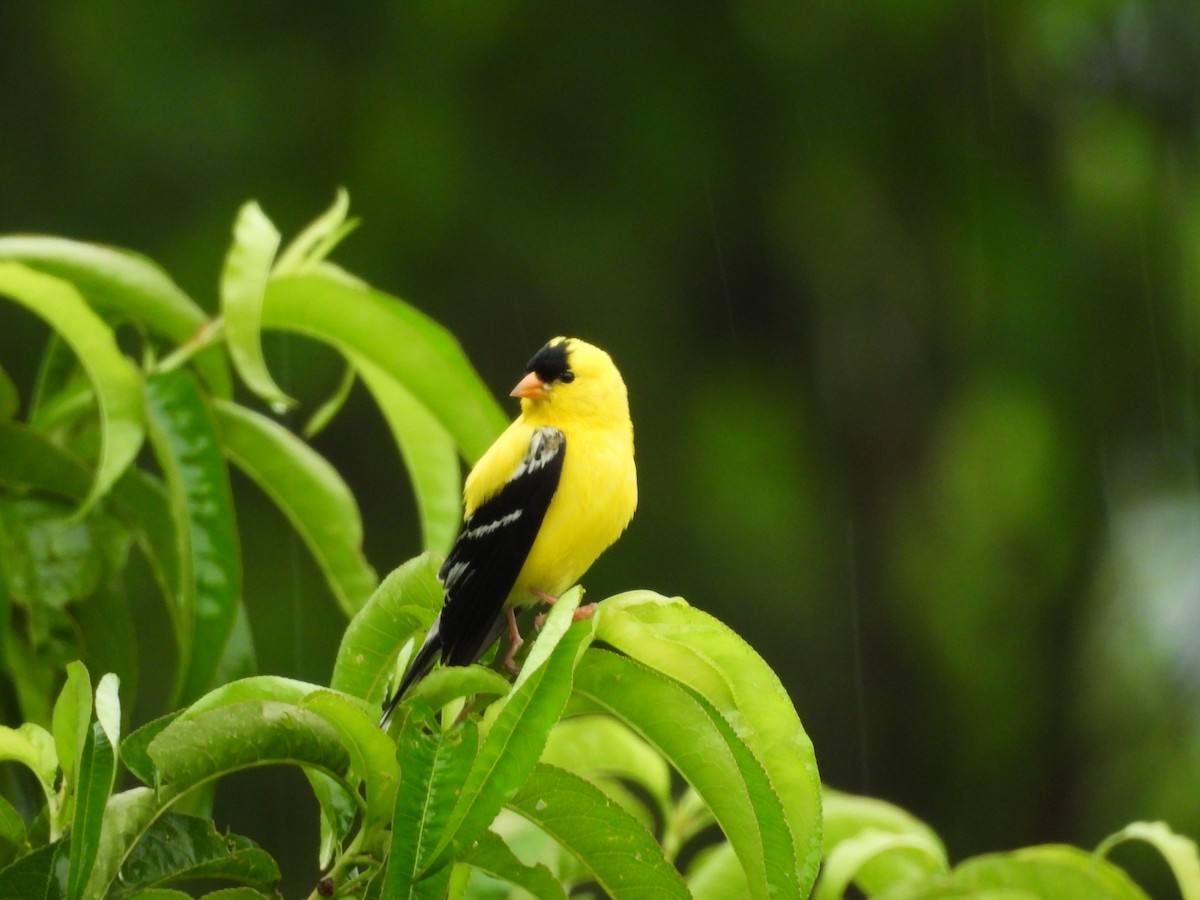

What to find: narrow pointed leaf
left=459, top=830, right=566, bottom=900
left=573, top=649, right=795, bottom=900
left=509, top=764, right=688, bottom=899
left=303, top=363, right=356, bottom=439
left=143, top=370, right=240, bottom=706
left=68, top=722, right=118, bottom=900
left=0, top=262, right=143, bottom=513
left=0, top=237, right=231, bottom=397
left=595, top=592, right=822, bottom=893
left=273, top=188, right=354, bottom=275
left=387, top=704, right=479, bottom=897
left=262, top=271, right=506, bottom=463
left=52, top=661, right=92, bottom=799
left=422, top=590, right=594, bottom=876
left=220, top=203, right=291, bottom=409
left=213, top=399, right=376, bottom=616
left=1095, top=822, right=1200, bottom=900
left=331, top=553, right=443, bottom=706
left=353, top=353, right=460, bottom=555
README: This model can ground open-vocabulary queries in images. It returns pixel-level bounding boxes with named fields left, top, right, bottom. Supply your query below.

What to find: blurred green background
left=3, top=0, right=1200, bottom=892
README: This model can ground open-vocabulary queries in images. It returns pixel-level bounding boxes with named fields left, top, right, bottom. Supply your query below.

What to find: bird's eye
left=560, top=371, right=576, bottom=384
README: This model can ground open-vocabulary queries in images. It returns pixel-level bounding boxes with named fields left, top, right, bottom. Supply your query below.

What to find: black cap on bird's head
left=511, top=338, right=575, bottom=400
left=509, top=337, right=628, bottom=423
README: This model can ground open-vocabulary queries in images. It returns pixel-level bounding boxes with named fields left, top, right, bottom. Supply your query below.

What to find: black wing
left=436, top=426, right=565, bottom=667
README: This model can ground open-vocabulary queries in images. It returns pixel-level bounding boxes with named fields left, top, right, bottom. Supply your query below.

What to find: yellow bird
left=380, top=337, right=637, bottom=725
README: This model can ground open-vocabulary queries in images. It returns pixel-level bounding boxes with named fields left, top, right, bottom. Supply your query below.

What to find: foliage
left=0, top=199, right=1196, bottom=897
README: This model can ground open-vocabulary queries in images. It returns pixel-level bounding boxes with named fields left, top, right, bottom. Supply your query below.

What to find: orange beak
left=510, top=371, right=548, bottom=400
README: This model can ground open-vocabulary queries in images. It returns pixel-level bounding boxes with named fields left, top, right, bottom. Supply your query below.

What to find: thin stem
left=155, top=317, right=225, bottom=374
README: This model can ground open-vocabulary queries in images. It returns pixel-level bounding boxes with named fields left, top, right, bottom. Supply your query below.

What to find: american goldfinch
left=380, top=337, right=637, bottom=725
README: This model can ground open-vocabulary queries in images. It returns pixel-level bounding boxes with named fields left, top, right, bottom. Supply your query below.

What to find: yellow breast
left=462, top=414, right=637, bottom=605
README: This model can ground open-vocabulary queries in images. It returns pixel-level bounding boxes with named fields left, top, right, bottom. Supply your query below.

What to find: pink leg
left=500, top=607, right=523, bottom=674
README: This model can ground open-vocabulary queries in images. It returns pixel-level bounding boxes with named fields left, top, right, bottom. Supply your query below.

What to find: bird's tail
left=379, top=626, right=443, bottom=728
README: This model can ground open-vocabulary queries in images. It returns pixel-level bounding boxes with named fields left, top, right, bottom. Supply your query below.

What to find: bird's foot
left=534, top=601, right=596, bottom=631
left=531, top=588, right=558, bottom=605
left=502, top=607, right=524, bottom=673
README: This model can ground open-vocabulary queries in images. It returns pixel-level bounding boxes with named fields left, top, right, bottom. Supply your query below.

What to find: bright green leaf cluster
left=1, top=198, right=1197, bottom=898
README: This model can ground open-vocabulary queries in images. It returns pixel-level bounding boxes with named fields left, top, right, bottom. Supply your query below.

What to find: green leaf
left=687, top=842, right=751, bottom=900
left=52, top=661, right=92, bottom=801
left=147, top=699, right=352, bottom=797
left=541, top=715, right=671, bottom=818
left=386, top=704, right=479, bottom=898
left=82, top=788, right=161, bottom=900
left=573, top=649, right=795, bottom=900
left=0, top=723, right=58, bottom=805
left=353, top=353, right=461, bottom=555
left=952, top=845, right=1149, bottom=898
left=595, top=592, right=823, bottom=893
left=822, top=788, right=948, bottom=895
left=0, top=365, right=17, bottom=420
left=0, top=796, right=26, bottom=869
left=213, top=399, right=377, bottom=617
left=143, top=370, right=241, bottom=706
left=115, top=812, right=281, bottom=896
left=220, top=202, right=291, bottom=410
left=0, top=422, right=91, bottom=500
left=261, top=270, right=507, bottom=464
left=0, top=236, right=231, bottom=397
left=421, top=589, right=594, bottom=877
left=93, top=674, right=120, bottom=747
left=0, top=262, right=144, bottom=514
left=459, top=830, right=567, bottom=900
left=303, top=362, right=356, bottom=439
left=120, top=712, right=182, bottom=786
left=106, top=469, right=181, bottom=623
left=300, top=690, right=399, bottom=826
left=305, top=767, right=357, bottom=870
left=0, top=495, right=102, bottom=609
left=273, top=188, right=357, bottom=275
left=0, top=840, right=68, bottom=900
left=212, top=601, right=256, bottom=687
left=177, top=675, right=328, bottom=720
left=68, top=721, right=118, bottom=900
left=815, top=828, right=948, bottom=900
left=331, top=553, right=444, bottom=707
left=1096, top=822, right=1200, bottom=900
left=508, top=764, right=689, bottom=899
left=406, top=666, right=511, bottom=712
